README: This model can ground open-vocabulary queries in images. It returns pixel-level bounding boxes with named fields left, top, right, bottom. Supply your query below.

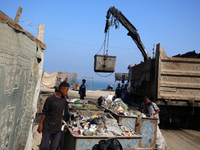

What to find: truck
left=105, top=6, right=200, bottom=127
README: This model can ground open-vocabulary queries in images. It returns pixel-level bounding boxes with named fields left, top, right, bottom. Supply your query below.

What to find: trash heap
left=68, top=111, right=141, bottom=137
left=100, top=95, right=141, bottom=117
left=68, top=98, right=89, bottom=104
left=67, top=99, right=98, bottom=109
left=68, top=98, right=81, bottom=103
left=70, top=104, right=98, bottom=110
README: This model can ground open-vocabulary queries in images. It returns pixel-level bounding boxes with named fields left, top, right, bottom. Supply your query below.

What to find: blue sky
left=1, top=0, right=200, bottom=82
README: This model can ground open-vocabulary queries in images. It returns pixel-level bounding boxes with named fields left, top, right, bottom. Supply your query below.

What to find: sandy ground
left=161, top=128, right=200, bottom=150
left=68, top=89, right=115, bottom=100
left=32, top=124, right=42, bottom=150
left=32, top=89, right=200, bottom=150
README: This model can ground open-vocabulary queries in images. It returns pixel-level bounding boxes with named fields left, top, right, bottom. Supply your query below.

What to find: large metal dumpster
left=63, top=110, right=143, bottom=150
left=104, top=109, right=138, bottom=131
left=64, top=128, right=143, bottom=150
left=103, top=108, right=157, bottom=148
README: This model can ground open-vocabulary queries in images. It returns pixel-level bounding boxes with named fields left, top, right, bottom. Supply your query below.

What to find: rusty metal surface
left=139, top=118, right=157, bottom=148
left=64, top=128, right=142, bottom=150
left=63, top=109, right=145, bottom=149
left=119, top=117, right=137, bottom=131
left=104, top=109, right=157, bottom=148
left=103, top=107, right=138, bottom=132
left=62, top=107, right=158, bottom=149
left=94, top=54, right=116, bottom=72
left=75, top=138, right=141, bottom=150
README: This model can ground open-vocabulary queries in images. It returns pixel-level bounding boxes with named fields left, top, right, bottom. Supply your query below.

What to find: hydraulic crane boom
left=105, top=6, right=150, bottom=61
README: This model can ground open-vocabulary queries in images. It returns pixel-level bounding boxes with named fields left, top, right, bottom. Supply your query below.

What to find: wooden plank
left=14, top=6, right=23, bottom=23
left=37, top=24, right=45, bottom=42
left=161, top=70, right=200, bottom=76
left=160, top=87, right=177, bottom=92
left=0, top=11, right=47, bottom=50
left=161, top=56, right=200, bottom=63
left=158, top=94, right=200, bottom=101
left=156, top=43, right=162, bottom=99
left=160, top=81, right=200, bottom=89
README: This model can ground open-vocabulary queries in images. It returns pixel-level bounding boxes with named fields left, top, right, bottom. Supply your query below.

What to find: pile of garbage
left=70, top=104, right=98, bottom=110
left=69, top=98, right=81, bottom=103
left=68, top=112, right=141, bottom=137
left=100, top=95, right=141, bottom=117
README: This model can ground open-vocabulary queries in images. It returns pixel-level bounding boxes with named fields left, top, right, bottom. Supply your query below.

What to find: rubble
left=66, top=110, right=141, bottom=137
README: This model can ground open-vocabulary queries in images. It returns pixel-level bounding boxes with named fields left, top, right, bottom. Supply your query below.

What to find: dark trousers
left=80, top=96, right=84, bottom=100
left=40, top=131, right=61, bottom=150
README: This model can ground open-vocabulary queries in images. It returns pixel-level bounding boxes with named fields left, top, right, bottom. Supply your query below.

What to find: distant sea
left=77, top=79, right=116, bottom=91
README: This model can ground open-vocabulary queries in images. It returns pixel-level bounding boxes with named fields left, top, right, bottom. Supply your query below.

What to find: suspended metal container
left=94, top=54, right=117, bottom=72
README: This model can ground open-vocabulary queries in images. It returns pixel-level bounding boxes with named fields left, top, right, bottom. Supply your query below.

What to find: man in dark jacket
left=79, top=79, right=86, bottom=100
left=37, top=82, right=70, bottom=150
left=63, top=78, right=69, bottom=99
left=115, top=83, right=122, bottom=98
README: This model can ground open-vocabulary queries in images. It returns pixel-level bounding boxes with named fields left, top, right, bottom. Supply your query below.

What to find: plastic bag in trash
left=156, top=125, right=167, bottom=149
left=92, top=138, right=123, bottom=150
left=90, top=118, right=103, bottom=125
left=101, top=115, right=108, bottom=121
left=104, top=94, right=113, bottom=101
left=113, top=98, right=123, bottom=103
left=98, top=96, right=105, bottom=106
left=71, top=98, right=80, bottom=102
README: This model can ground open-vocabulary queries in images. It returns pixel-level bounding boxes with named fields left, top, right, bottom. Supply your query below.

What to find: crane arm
left=105, top=6, right=150, bottom=61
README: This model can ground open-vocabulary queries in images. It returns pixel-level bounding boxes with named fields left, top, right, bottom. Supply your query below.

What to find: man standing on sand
left=122, top=84, right=129, bottom=103
left=37, top=82, right=69, bottom=150
left=55, top=78, right=62, bottom=92
left=64, top=78, right=68, bottom=84
left=79, top=79, right=86, bottom=100
left=64, top=78, right=69, bottom=99
left=115, top=83, right=122, bottom=98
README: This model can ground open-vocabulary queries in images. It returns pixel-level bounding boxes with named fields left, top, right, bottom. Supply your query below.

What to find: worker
left=79, top=79, right=86, bottom=100
left=106, top=84, right=113, bottom=90
left=122, top=84, right=129, bottom=102
left=141, top=96, right=160, bottom=124
left=37, top=82, right=70, bottom=150
left=115, top=83, right=122, bottom=98
left=64, top=78, right=68, bottom=84
left=55, top=78, right=62, bottom=92
left=63, top=78, right=69, bottom=99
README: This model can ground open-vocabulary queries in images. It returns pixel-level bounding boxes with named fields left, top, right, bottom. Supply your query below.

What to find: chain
left=106, top=28, right=110, bottom=55
left=95, top=72, right=113, bottom=77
